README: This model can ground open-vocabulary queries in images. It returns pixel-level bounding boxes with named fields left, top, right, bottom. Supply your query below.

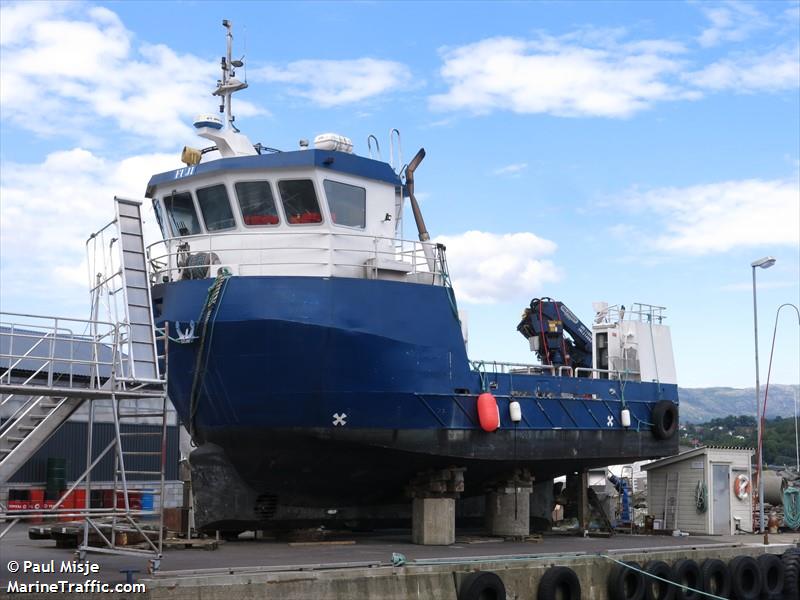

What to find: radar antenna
left=214, top=19, right=248, bottom=132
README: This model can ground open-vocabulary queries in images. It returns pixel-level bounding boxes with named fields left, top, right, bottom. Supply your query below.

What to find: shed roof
left=642, top=445, right=753, bottom=471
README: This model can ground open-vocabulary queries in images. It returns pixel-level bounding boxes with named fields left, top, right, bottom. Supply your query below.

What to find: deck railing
left=0, top=312, right=119, bottom=395
left=146, top=231, right=444, bottom=284
left=472, top=360, right=640, bottom=381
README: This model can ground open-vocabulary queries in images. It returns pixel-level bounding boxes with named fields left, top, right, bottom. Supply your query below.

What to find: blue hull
left=153, top=276, right=679, bottom=510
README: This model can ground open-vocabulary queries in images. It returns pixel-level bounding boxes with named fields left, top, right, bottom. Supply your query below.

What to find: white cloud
left=621, top=178, right=800, bottom=255
left=0, top=2, right=262, bottom=149
left=697, top=2, right=770, bottom=47
left=492, top=163, right=528, bottom=176
left=430, top=35, right=693, bottom=118
left=254, top=58, right=412, bottom=107
left=0, top=148, right=178, bottom=314
left=686, top=45, right=800, bottom=92
left=435, top=231, right=560, bottom=304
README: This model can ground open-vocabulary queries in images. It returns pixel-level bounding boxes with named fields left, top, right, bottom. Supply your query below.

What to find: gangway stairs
left=0, top=394, right=85, bottom=483
left=0, top=197, right=170, bottom=571
left=105, top=198, right=159, bottom=382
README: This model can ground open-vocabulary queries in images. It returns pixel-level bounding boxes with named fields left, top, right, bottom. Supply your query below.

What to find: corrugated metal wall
left=8, top=422, right=179, bottom=483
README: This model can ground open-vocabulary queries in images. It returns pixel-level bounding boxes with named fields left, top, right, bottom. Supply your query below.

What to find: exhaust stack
left=405, top=148, right=436, bottom=272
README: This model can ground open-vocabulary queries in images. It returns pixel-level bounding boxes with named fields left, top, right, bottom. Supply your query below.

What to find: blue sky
left=1, top=1, right=798, bottom=389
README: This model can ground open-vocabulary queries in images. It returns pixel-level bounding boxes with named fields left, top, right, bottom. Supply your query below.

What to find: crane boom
left=516, top=297, right=593, bottom=369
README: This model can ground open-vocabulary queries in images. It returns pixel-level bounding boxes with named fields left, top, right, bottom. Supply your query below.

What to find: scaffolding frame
left=0, top=198, right=170, bottom=572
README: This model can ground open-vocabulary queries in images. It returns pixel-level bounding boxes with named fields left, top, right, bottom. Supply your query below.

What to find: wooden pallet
left=161, top=537, right=220, bottom=550
left=28, top=521, right=161, bottom=548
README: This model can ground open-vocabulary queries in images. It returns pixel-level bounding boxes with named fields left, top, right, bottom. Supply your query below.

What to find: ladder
left=663, top=471, right=680, bottom=530
left=115, top=198, right=159, bottom=382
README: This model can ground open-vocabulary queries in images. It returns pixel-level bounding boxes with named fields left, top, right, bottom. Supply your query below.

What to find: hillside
left=679, top=384, right=799, bottom=424
left=679, top=414, right=800, bottom=467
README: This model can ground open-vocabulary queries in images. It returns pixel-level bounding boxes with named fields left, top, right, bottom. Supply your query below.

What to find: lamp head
left=751, top=256, right=776, bottom=269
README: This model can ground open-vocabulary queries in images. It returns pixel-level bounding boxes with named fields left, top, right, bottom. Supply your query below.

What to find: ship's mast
left=214, top=19, right=247, bottom=132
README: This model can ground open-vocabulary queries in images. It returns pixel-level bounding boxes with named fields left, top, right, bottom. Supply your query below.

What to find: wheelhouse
left=146, top=150, right=442, bottom=284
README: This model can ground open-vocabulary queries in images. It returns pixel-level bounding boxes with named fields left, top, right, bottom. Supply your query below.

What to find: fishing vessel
left=145, top=22, right=679, bottom=531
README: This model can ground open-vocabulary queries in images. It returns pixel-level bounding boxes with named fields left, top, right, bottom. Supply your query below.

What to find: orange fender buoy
left=477, top=392, right=500, bottom=432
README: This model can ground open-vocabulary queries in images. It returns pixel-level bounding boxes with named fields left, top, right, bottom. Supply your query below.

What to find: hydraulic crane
left=516, top=297, right=593, bottom=369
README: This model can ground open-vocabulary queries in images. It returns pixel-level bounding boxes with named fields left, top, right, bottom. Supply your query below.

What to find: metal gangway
left=0, top=197, right=169, bottom=571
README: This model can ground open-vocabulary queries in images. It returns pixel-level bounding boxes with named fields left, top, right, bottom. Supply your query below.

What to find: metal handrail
left=598, top=303, right=667, bottom=324
left=472, top=361, right=556, bottom=376
left=146, top=231, right=443, bottom=283
left=574, top=367, right=641, bottom=380
left=470, top=361, right=643, bottom=381
left=0, top=312, right=120, bottom=397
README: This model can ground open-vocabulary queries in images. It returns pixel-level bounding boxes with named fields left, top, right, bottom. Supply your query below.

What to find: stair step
left=118, top=412, right=165, bottom=418
left=7, top=436, right=26, bottom=443
left=122, top=451, right=162, bottom=456
left=17, top=425, right=36, bottom=432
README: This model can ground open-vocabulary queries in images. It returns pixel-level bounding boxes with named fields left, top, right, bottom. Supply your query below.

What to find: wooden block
left=287, top=540, right=356, bottom=547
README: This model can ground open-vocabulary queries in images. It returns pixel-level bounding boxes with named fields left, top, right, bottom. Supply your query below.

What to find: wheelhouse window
left=196, top=184, right=236, bottom=231
left=278, top=180, right=323, bottom=225
left=235, top=181, right=280, bottom=226
left=163, top=192, right=202, bottom=236
left=324, top=180, right=366, bottom=229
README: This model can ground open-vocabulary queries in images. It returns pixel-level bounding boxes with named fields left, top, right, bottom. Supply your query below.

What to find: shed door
left=712, top=464, right=731, bottom=534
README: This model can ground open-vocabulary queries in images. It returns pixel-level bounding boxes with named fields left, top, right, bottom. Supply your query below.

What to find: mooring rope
left=388, top=551, right=729, bottom=600
left=188, top=269, right=231, bottom=436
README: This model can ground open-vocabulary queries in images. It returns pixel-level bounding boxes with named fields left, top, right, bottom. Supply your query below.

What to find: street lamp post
left=751, top=255, right=775, bottom=540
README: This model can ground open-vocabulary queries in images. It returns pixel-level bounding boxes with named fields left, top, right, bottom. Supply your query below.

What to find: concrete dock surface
left=2, top=526, right=798, bottom=598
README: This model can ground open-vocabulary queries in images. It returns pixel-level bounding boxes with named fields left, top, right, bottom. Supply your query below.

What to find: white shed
left=643, top=446, right=753, bottom=535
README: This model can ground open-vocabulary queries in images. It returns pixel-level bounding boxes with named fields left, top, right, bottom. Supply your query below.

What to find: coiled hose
left=784, top=486, right=800, bottom=530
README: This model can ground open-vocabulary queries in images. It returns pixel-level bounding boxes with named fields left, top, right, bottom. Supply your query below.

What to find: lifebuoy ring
left=733, top=474, right=751, bottom=500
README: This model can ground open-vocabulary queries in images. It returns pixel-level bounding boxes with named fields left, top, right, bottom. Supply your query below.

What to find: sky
left=0, top=0, right=798, bottom=389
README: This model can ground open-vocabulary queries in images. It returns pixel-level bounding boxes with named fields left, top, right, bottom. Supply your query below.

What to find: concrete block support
left=411, top=497, right=455, bottom=545
left=408, top=467, right=464, bottom=546
left=485, top=484, right=532, bottom=536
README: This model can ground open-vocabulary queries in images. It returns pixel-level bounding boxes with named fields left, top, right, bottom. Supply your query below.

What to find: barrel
left=45, top=458, right=66, bottom=501
left=141, top=491, right=155, bottom=512
left=29, top=489, right=45, bottom=524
